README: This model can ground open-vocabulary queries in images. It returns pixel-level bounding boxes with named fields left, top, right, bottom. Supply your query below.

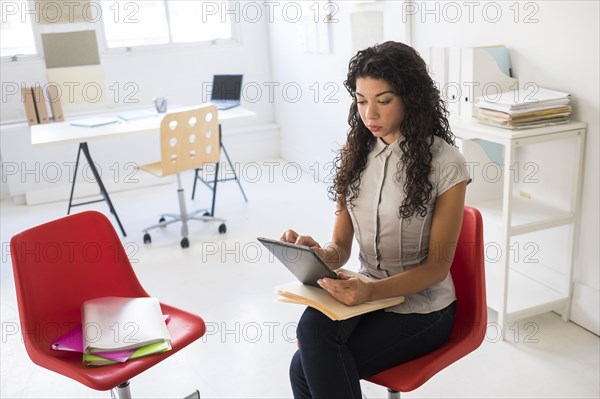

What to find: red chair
left=366, top=206, right=487, bottom=398
left=9, top=211, right=206, bottom=398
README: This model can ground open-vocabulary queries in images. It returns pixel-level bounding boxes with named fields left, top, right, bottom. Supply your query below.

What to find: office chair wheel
left=218, top=224, right=227, bottom=234
left=159, top=216, right=166, bottom=227
left=143, top=233, right=152, bottom=244
left=180, top=237, right=190, bottom=248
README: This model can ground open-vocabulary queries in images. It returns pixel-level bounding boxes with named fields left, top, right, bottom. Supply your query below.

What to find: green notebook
left=83, top=340, right=172, bottom=367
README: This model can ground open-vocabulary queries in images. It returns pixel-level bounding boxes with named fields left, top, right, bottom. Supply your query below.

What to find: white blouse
left=347, top=136, right=470, bottom=314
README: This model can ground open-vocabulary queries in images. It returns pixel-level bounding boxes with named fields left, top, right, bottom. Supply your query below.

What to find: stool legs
left=176, top=174, right=190, bottom=239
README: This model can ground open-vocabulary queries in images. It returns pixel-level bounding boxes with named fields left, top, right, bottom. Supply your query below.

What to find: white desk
left=31, top=106, right=256, bottom=146
left=30, top=106, right=256, bottom=236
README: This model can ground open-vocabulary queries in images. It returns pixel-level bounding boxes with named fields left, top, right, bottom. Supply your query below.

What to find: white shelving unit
left=451, top=116, right=586, bottom=339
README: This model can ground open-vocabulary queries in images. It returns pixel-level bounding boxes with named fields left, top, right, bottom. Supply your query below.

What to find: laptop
left=210, top=74, right=243, bottom=110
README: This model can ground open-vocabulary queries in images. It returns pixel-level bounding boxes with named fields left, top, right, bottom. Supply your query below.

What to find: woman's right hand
left=280, top=229, right=342, bottom=270
left=280, top=229, right=321, bottom=249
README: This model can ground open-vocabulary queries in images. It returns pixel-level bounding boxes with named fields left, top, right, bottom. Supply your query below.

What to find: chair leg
left=176, top=173, right=190, bottom=239
left=387, top=388, right=400, bottom=399
left=110, top=381, right=132, bottom=399
left=142, top=172, right=226, bottom=246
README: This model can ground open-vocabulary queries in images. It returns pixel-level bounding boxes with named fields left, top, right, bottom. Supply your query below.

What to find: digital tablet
left=258, top=237, right=339, bottom=287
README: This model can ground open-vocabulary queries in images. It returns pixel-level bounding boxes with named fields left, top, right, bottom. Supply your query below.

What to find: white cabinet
left=451, top=116, right=586, bottom=340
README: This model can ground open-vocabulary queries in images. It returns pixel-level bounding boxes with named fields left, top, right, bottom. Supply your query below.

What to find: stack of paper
left=474, top=88, right=572, bottom=129
left=51, top=297, right=172, bottom=367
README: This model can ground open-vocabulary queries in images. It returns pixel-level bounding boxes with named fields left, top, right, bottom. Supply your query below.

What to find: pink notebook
left=51, top=315, right=170, bottom=363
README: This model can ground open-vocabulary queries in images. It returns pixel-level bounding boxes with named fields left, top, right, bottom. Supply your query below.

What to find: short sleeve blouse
left=347, top=136, right=470, bottom=314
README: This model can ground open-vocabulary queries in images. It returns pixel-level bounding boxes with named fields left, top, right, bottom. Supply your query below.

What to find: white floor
left=1, top=160, right=599, bottom=399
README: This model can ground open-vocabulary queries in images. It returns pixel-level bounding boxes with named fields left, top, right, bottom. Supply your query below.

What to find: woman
left=281, top=41, right=470, bottom=399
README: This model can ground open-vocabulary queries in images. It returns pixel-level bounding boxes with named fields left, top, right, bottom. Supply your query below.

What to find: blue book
left=70, top=117, right=120, bottom=128
left=117, top=109, right=157, bottom=121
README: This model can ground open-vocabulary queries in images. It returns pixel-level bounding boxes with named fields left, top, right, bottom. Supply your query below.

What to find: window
left=101, top=0, right=233, bottom=49
left=0, top=4, right=37, bottom=58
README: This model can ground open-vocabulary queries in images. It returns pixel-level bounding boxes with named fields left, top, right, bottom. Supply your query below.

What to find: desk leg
left=67, top=142, right=127, bottom=237
left=218, top=125, right=248, bottom=203
left=210, top=161, right=219, bottom=216
left=190, top=125, right=248, bottom=214
left=67, top=143, right=83, bottom=215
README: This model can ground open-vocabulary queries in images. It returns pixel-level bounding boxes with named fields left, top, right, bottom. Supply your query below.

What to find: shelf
left=485, top=263, right=569, bottom=321
left=469, top=196, right=574, bottom=236
left=450, top=115, right=586, bottom=143
left=455, top=118, right=585, bottom=337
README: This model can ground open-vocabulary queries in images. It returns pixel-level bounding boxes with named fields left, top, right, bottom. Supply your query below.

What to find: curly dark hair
left=329, top=41, right=455, bottom=219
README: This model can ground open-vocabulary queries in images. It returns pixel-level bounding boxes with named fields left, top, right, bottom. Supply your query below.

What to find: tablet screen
left=258, top=237, right=339, bottom=287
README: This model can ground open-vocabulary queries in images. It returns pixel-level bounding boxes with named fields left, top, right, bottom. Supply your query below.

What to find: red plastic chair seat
left=10, top=211, right=206, bottom=391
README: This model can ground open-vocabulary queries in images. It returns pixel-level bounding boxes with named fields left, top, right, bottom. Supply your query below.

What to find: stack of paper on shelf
left=275, top=269, right=405, bottom=320
left=474, top=87, right=572, bottom=129
left=51, top=297, right=172, bottom=367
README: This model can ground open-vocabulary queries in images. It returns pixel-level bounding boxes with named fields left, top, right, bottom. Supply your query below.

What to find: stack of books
left=51, top=297, right=172, bottom=367
left=474, top=87, right=572, bottom=129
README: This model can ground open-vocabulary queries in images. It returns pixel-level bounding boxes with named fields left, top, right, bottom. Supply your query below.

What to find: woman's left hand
left=317, top=272, right=373, bottom=306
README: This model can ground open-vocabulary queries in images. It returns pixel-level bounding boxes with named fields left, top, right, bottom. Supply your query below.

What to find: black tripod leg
left=219, top=125, right=248, bottom=202
left=192, top=168, right=200, bottom=200
left=67, top=144, right=83, bottom=215
left=210, top=162, right=219, bottom=216
left=79, top=142, right=127, bottom=237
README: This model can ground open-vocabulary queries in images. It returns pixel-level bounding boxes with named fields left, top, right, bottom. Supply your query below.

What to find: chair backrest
left=10, top=211, right=149, bottom=357
left=159, top=105, right=220, bottom=176
left=449, top=206, right=487, bottom=347
left=366, top=206, right=487, bottom=393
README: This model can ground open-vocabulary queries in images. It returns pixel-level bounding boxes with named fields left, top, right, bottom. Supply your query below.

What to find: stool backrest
left=159, top=105, right=220, bottom=176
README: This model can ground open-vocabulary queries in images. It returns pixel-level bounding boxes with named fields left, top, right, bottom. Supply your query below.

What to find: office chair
left=9, top=211, right=207, bottom=399
left=139, top=105, right=226, bottom=248
left=366, top=206, right=487, bottom=398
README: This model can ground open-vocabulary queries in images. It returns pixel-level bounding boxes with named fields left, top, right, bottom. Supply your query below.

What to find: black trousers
left=290, top=301, right=456, bottom=399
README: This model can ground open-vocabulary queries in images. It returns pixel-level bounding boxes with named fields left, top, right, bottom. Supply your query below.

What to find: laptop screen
left=211, top=75, right=243, bottom=102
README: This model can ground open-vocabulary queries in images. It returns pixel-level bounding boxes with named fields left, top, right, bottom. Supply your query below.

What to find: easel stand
left=68, top=142, right=127, bottom=236
left=191, top=125, right=248, bottom=216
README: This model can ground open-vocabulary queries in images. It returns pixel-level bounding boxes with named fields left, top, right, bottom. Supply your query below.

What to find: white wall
left=0, top=20, right=275, bottom=124
left=267, top=1, right=599, bottom=334
left=268, top=1, right=409, bottom=174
